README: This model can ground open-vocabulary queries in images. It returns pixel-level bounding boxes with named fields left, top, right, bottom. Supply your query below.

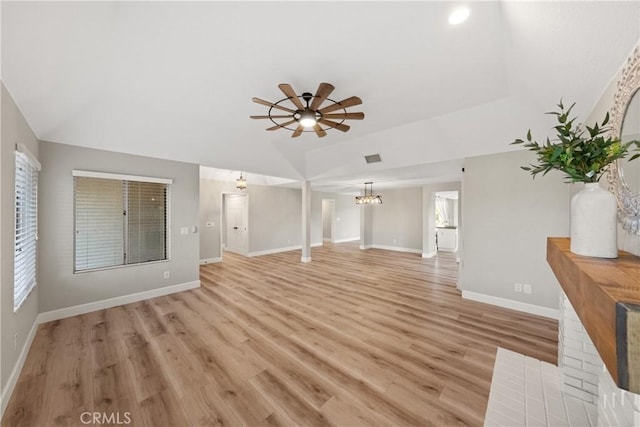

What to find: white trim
left=422, top=251, right=437, bottom=258
left=200, top=257, right=222, bottom=265
left=249, top=243, right=322, bottom=257
left=360, top=244, right=372, bottom=250
left=15, top=143, right=41, bottom=170
left=334, top=237, right=360, bottom=243
left=1, top=317, right=39, bottom=417
left=72, top=169, right=173, bottom=184
left=461, top=290, right=559, bottom=320
left=249, top=245, right=301, bottom=257
left=301, top=256, right=312, bottom=263
left=371, top=244, right=422, bottom=254
left=37, top=280, right=200, bottom=323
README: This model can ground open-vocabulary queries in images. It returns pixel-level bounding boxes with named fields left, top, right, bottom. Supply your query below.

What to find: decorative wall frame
left=608, top=42, right=640, bottom=235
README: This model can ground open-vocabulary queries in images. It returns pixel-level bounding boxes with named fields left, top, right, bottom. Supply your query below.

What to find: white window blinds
left=14, top=148, right=40, bottom=311
left=73, top=172, right=170, bottom=272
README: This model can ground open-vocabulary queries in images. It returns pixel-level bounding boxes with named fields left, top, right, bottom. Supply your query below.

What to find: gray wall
left=38, top=142, right=200, bottom=312
left=370, top=187, right=423, bottom=251
left=247, top=184, right=302, bottom=254
left=1, top=84, right=40, bottom=396
left=322, top=200, right=332, bottom=240
left=460, top=149, right=570, bottom=309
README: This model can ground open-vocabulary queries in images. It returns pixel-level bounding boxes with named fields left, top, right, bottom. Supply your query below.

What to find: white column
left=301, top=180, right=311, bottom=263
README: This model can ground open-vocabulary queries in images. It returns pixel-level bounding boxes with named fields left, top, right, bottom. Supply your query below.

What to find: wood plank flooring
left=2, top=242, right=558, bottom=427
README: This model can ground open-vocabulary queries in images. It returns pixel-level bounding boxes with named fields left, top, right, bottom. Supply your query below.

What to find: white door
left=225, top=195, right=247, bottom=255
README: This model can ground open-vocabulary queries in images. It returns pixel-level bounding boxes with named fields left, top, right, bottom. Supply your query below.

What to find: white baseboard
left=249, top=245, right=301, bottom=257
left=200, top=257, right=222, bottom=265
left=371, top=244, right=422, bottom=254
left=301, top=256, right=312, bottom=263
left=360, top=244, right=372, bottom=250
left=323, top=238, right=331, bottom=242
left=422, top=251, right=437, bottom=258
left=1, top=317, right=40, bottom=417
left=249, top=243, right=322, bottom=257
left=461, top=290, right=559, bottom=320
left=334, top=237, right=360, bottom=243
left=37, top=280, right=201, bottom=324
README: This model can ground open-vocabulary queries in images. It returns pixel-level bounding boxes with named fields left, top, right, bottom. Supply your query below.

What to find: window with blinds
left=14, top=147, right=40, bottom=312
left=73, top=172, right=171, bottom=272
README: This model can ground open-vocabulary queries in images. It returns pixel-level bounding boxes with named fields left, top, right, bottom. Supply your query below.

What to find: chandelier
left=355, top=182, right=382, bottom=205
left=236, top=172, right=247, bottom=190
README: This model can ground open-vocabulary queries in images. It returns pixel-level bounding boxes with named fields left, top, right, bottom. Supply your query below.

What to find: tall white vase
left=570, top=183, right=618, bottom=258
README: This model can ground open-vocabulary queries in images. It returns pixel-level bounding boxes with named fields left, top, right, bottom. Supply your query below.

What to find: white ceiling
left=3, top=1, right=639, bottom=193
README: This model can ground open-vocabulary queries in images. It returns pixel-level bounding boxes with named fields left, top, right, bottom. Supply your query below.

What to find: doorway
left=222, top=193, right=248, bottom=256
left=434, top=191, right=459, bottom=252
left=322, top=199, right=335, bottom=244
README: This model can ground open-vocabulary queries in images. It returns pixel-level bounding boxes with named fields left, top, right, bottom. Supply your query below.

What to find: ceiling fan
left=250, top=83, right=364, bottom=138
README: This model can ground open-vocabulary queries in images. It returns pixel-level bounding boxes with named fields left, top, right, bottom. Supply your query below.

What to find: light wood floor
left=2, top=242, right=558, bottom=427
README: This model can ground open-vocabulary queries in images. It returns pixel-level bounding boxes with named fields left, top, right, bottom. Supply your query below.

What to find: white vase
left=570, top=183, right=618, bottom=258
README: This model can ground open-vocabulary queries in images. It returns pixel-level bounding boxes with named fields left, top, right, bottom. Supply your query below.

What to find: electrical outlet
left=163, top=271, right=170, bottom=279
left=523, top=284, right=532, bottom=294
left=515, top=283, right=523, bottom=293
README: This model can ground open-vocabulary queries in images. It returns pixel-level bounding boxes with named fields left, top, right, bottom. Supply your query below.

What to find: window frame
left=72, top=170, right=173, bottom=274
left=14, top=143, right=41, bottom=312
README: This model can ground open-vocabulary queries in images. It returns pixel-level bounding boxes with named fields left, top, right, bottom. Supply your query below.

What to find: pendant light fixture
left=236, top=172, right=247, bottom=190
left=355, top=182, right=382, bottom=205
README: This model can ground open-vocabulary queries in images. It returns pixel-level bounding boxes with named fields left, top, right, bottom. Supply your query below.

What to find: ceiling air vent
left=364, top=154, right=382, bottom=164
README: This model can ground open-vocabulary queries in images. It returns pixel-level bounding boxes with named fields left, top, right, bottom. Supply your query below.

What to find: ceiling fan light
left=299, top=109, right=317, bottom=128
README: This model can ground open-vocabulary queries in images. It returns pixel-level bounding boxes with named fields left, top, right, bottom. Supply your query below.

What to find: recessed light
left=449, top=7, right=470, bottom=25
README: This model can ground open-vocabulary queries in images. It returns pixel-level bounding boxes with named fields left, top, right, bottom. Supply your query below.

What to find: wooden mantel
left=547, top=237, right=640, bottom=393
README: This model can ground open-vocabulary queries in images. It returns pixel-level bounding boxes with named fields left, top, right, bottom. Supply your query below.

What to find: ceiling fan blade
left=310, top=82, right=335, bottom=111
left=291, top=125, right=304, bottom=138
left=318, top=96, right=363, bottom=114
left=318, top=118, right=350, bottom=132
left=266, top=120, right=296, bottom=131
left=252, top=97, right=296, bottom=114
left=313, top=124, right=327, bottom=138
left=278, top=84, right=305, bottom=110
left=323, top=112, right=365, bottom=120
left=250, top=115, right=293, bottom=119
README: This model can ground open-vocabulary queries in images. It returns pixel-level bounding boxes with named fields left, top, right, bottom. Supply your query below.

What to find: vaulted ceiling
left=3, top=1, right=639, bottom=191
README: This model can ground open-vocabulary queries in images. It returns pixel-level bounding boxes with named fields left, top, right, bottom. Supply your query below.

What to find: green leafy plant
left=511, top=99, right=640, bottom=183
